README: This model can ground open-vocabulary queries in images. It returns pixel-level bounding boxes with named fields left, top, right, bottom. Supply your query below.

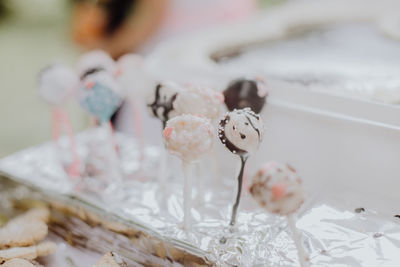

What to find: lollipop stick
left=104, top=122, right=123, bottom=183
left=229, top=156, right=247, bottom=226
left=287, top=214, right=308, bottom=267
left=60, top=110, right=81, bottom=177
left=158, top=148, right=168, bottom=193
left=132, top=98, right=144, bottom=158
left=182, top=161, right=193, bottom=230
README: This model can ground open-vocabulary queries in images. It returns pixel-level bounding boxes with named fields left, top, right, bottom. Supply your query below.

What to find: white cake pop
left=173, top=84, right=224, bottom=121
left=249, top=161, right=305, bottom=215
left=116, top=54, right=155, bottom=96
left=147, top=81, right=184, bottom=127
left=163, top=114, right=214, bottom=230
left=250, top=161, right=308, bottom=267
left=219, top=108, right=264, bottom=156
left=77, top=50, right=116, bottom=80
left=218, top=108, right=264, bottom=227
left=163, top=114, right=214, bottom=162
left=39, top=64, right=79, bottom=106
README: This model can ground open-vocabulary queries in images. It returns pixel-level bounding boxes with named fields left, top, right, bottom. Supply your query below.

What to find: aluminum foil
left=1, top=128, right=400, bottom=266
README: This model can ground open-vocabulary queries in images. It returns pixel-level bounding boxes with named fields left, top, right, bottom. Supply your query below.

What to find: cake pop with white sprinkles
left=218, top=108, right=264, bottom=226
left=173, top=84, right=224, bottom=122
left=250, top=161, right=308, bottom=267
left=223, top=77, right=268, bottom=114
left=163, top=114, right=214, bottom=229
left=218, top=108, right=264, bottom=156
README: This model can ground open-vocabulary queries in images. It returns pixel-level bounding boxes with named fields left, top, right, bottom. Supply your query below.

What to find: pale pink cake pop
left=39, top=64, right=79, bottom=106
left=77, top=50, right=116, bottom=79
left=163, top=114, right=214, bottom=162
left=116, top=53, right=155, bottom=97
left=250, top=161, right=305, bottom=215
left=173, top=85, right=224, bottom=121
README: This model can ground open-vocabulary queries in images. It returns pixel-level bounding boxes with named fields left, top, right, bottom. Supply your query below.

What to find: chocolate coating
left=147, top=82, right=181, bottom=127
left=218, top=108, right=263, bottom=156
left=223, top=78, right=268, bottom=113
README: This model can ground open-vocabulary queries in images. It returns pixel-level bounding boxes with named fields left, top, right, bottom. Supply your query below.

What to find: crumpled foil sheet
left=1, top=128, right=400, bottom=266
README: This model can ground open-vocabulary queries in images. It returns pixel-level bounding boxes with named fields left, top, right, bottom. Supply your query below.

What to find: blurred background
left=0, top=0, right=282, bottom=157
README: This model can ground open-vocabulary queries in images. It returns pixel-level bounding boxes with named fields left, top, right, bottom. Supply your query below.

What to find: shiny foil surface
left=0, top=128, right=400, bottom=266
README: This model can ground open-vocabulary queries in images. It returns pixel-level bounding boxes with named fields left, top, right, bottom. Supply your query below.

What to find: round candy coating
left=39, top=64, right=79, bottom=106
left=173, top=84, right=224, bottom=121
left=78, top=71, right=123, bottom=123
left=223, top=78, right=268, bottom=113
left=249, top=161, right=305, bottom=215
left=163, top=114, right=214, bottom=162
left=77, top=50, right=116, bottom=80
left=218, top=108, right=264, bottom=156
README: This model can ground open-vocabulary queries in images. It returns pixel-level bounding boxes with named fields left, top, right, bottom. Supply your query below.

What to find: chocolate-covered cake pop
left=223, top=78, right=268, bottom=113
left=218, top=108, right=264, bottom=156
left=147, top=81, right=183, bottom=127
left=249, top=161, right=304, bottom=215
left=218, top=108, right=264, bottom=226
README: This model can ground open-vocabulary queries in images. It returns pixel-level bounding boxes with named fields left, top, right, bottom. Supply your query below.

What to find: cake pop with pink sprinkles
left=173, top=84, right=224, bottom=122
left=163, top=114, right=214, bottom=229
left=249, top=161, right=305, bottom=215
left=250, top=161, right=308, bottom=267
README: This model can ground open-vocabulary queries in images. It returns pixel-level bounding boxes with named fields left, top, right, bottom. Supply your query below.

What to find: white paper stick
left=182, top=161, right=193, bottom=230
left=104, top=122, right=123, bottom=183
left=287, top=214, right=308, bottom=267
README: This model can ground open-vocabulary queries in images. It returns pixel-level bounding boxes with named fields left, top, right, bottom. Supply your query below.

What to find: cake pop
left=116, top=54, right=155, bottom=154
left=77, top=50, right=116, bottom=80
left=147, top=81, right=183, bottom=128
left=173, top=84, right=224, bottom=121
left=163, top=114, right=214, bottom=229
left=218, top=108, right=264, bottom=226
left=249, top=161, right=308, bottom=267
left=38, top=64, right=81, bottom=177
left=78, top=70, right=123, bottom=183
left=78, top=71, right=123, bottom=123
left=223, top=78, right=268, bottom=113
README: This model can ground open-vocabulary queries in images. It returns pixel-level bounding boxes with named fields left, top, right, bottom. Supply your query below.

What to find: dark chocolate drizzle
left=80, top=67, right=105, bottom=80
left=148, top=83, right=178, bottom=127
left=223, top=79, right=267, bottom=113
left=219, top=115, right=247, bottom=155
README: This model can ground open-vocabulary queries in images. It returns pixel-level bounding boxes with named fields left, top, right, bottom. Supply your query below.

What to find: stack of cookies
left=0, top=208, right=56, bottom=266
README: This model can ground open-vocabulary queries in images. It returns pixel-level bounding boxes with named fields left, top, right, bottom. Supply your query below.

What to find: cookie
left=93, top=252, right=128, bottom=267
left=0, top=208, right=49, bottom=249
left=1, top=258, right=37, bottom=267
left=0, top=241, right=56, bottom=263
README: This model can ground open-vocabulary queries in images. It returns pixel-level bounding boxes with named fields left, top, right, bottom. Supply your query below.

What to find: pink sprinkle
left=114, top=68, right=123, bottom=77
left=255, top=75, right=265, bottom=82
left=260, top=161, right=278, bottom=174
left=216, top=93, right=225, bottom=103
left=85, top=81, right=95, bottom=89
left=271, top=184, right=286, bottom=199
left=163, top=127, right=173, bottom=139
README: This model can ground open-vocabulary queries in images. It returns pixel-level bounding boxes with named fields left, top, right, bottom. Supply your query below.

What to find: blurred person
left=72, top=0, right=169, bottom=59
